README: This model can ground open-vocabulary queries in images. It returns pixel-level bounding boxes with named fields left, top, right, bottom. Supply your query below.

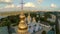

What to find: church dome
left=18, top=20, right=28, bottom=30
left=17, top=12, right=29, bottom=34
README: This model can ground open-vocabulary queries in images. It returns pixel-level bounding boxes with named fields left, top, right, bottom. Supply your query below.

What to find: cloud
left=51, top=3, right=56, bottom=8
left=5, top=4, right=15, bottom=8
left=24, top=2, right=36, bottom=8
left=0, top=8, right=3, bottom=9
left=17, top=5, right=21, bottom=8
left=37, top=0, right=43, bottom=3
left=58, top=10, right=60, bottom=11
left=0, top=0, right=12, bottom=2
left=0, top=2, right=36, bottom=9
left=0, top=0, right=12, bottom=4
left=17, top=2, right=36, bottom=8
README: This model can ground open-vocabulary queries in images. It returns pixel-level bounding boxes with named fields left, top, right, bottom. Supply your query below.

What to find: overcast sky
left=0, top=0, right=60, bottom=12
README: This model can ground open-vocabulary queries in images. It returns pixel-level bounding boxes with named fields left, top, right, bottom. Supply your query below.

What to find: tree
left=44, top=12, right=51, bottom=21
left=42, top=31, right=46, bottom=34
left=55, top=13, right=59, bottom=34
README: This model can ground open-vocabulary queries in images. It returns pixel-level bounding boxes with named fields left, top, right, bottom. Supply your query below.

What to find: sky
left=0, top=0, right=60, bottom=12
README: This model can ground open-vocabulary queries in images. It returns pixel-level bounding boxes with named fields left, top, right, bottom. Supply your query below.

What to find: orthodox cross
left=21, top=0, right=24, bottom=11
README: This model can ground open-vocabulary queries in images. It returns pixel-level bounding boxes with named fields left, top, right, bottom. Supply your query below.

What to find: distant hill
left=0, top=11, right=60, bottom=17
left=0, top=11, right=29, bottom=16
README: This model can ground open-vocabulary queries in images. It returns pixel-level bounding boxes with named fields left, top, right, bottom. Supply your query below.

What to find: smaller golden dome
left=20, top=12, right=24, bottom=15
left=33, top=17, right=36, bottom=22
left=20, top=15, right=25, bottom=19
left=27, top=13, right=31, bottom=20
left=17, top=12, right=29, bottom=34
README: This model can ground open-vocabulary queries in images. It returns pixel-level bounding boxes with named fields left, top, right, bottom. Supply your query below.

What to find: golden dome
left=32, top=17, right=36, bottom=22
left=19, top=12, right=25, bottom=19
left=27, top=13, right=31, bottom=20
left=18, top=20, right=28, bottom=30
left=17, top=12, right=29, bottom=34
left=28, top=13, right=30, bottom=16
left=20, top=15, right=25, bottom=19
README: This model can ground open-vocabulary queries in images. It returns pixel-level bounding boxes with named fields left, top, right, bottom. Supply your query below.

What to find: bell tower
left=27, top=13, right=31, bottom=24
left=17, top=0, right=30, bottom=34
left=17, top=12, right=30, bottom=34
